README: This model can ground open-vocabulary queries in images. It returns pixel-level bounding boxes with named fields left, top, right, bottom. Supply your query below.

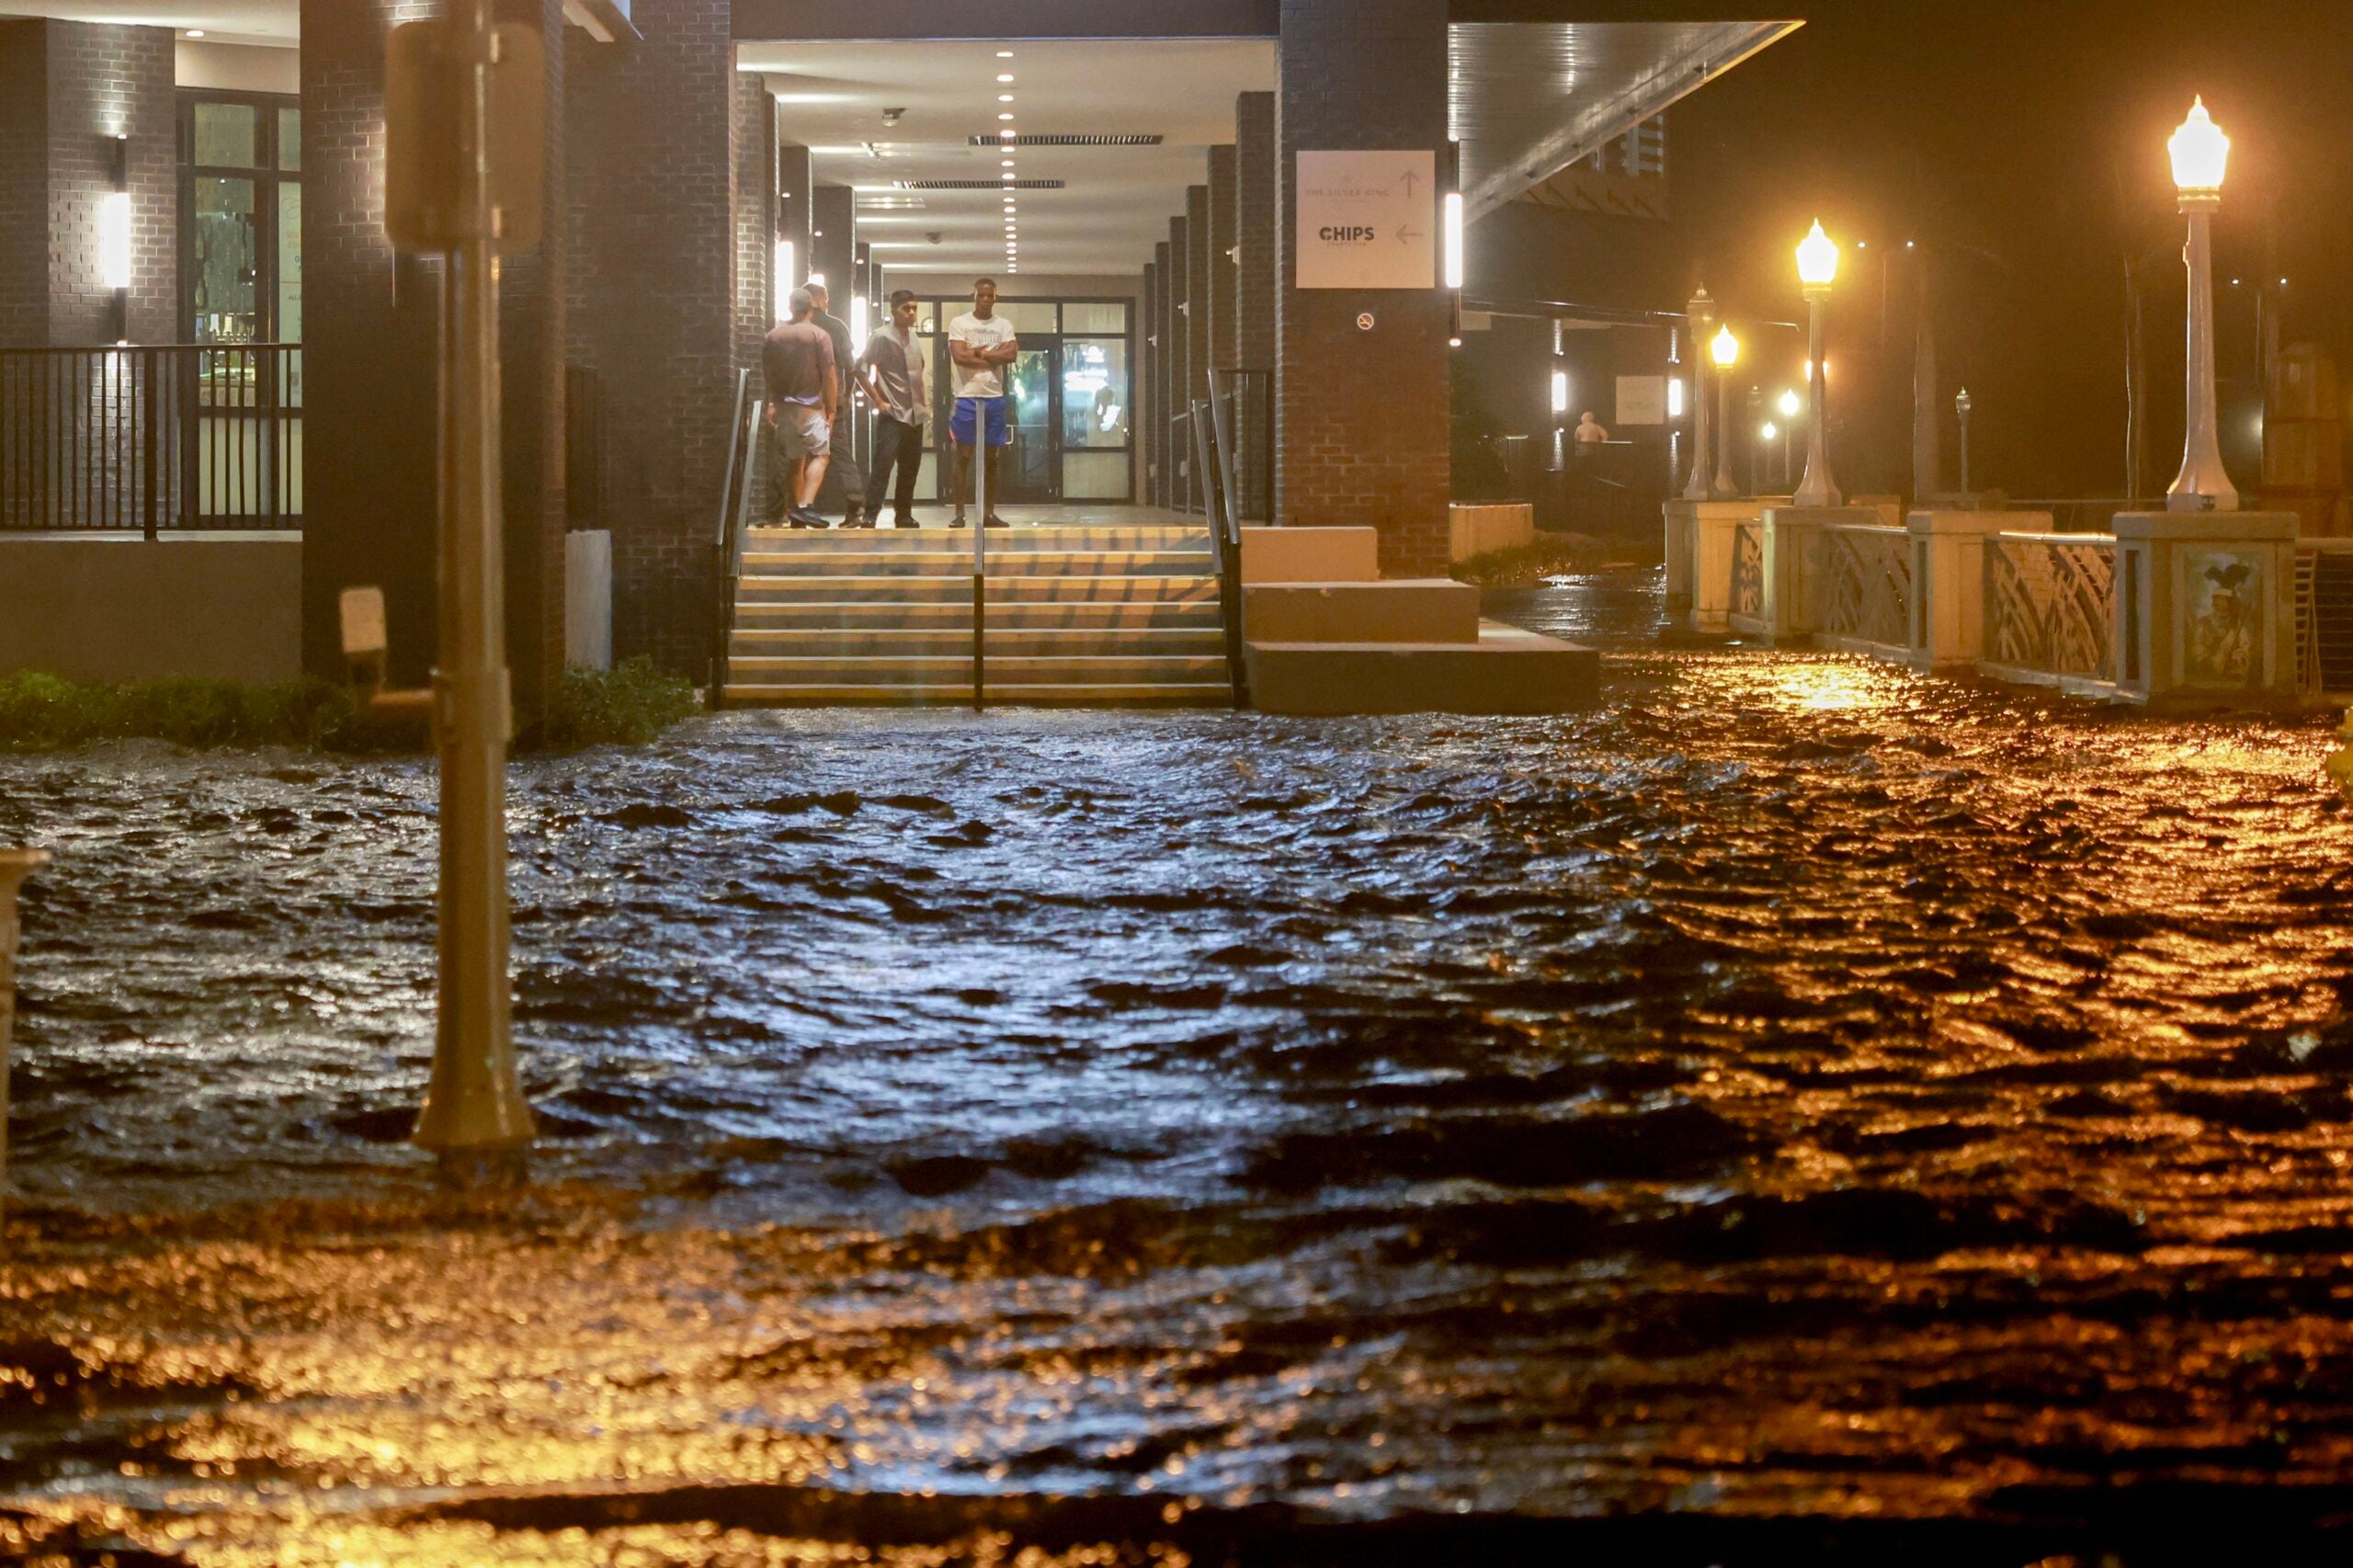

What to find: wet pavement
left=4, top=567, right=2353, bottom=1562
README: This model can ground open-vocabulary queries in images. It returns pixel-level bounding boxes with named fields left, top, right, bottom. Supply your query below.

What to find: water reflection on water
left=4, top=566, right=2353, bottom=1562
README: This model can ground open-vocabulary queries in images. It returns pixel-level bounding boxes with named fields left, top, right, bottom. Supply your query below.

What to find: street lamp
left=1793, top=220, right=1842, bottom=506
left=1955, top=386, right=1973, bottom=497
left=1682, top=287, right=1717, bottom=501
left=2166, top=97, right=2237, bottom=512
left=1711, top=324, right=1741, bottom=499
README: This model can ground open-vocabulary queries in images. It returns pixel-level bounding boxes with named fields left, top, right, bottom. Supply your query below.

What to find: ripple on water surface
left=4, top=572, right=2353, bottom=1554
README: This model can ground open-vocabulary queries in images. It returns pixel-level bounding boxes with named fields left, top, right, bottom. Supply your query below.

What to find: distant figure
left=762, top=288, right=838, bottom=529
left=803, top=281, right=870, bottom=528
left=858, top=290, right=930, bottom=528
left=1575, top=411, right=1609, bottom=444
left=948, top=277, right=1019, bottom=529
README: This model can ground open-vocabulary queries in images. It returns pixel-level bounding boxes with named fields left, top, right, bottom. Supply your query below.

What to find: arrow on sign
left=1399, top=169, right=1422, bottom=198
left=1397, top=224, right=1425, bottom=244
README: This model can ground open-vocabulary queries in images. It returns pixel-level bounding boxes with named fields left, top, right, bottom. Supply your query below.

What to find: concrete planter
left=0, top=850, right=46, bottom=1187
left=2112, top=511, right=2301, bottom=710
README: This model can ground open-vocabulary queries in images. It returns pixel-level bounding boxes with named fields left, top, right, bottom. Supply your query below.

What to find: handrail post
left=972, top=395, right=988, bottom=711
left=141, top=347, right=160, bottom=541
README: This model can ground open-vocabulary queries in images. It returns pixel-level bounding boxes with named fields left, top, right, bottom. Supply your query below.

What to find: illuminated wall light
left=100, top=191, right=131, bottom=292
left=1667, top=375, right=1686, bottom=419
left=1550, top=369, right=1569, bottom=418
left=774, top=240, right=796, bottom=319
left=1441, top=190, right=1465, bottom=290
left=851, top=294, right=869, bottom=342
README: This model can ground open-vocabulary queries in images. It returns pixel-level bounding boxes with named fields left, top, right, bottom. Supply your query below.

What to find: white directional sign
left=1295, top=151, right=1437, bottom=290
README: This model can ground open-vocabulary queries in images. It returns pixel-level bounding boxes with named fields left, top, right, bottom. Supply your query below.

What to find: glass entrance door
left=1000, top=337, right=1058, bottom=504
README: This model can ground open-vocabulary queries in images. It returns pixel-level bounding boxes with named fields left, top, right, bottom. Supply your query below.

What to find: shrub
left=536, top=658, right=702, bottom=750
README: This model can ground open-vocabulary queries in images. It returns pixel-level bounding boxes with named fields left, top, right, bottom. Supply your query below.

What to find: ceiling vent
left=965, top=133, right=1165, bottom=148
left=857, top=194, right=927, bottom=211
left=897, top=178, right=1067, bottom=191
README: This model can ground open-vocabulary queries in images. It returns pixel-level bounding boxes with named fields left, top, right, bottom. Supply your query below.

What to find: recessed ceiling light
left=999, top=95, right=1015, bottom=104
left=186, top=28, right=205, bottom=37
left=998, top=113, right=1015, bottom=121
left=997, top=50, right=1014, bottom=58
left=999, top=130, right=1017, bottom=140
left=997, top=74, right=1015, bottom=84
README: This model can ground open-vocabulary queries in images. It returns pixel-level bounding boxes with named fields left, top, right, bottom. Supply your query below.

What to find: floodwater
left=4, top=568, right=2353, bottom=1563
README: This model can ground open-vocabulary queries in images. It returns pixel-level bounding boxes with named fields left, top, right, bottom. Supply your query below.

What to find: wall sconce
left=1444, top=139, right=1464, bottom=347
left=101, top=135, right=131, bottom=340
left=774, top=239, right=795, bottom=321
left=1550, top=369, right=1570, bottom=418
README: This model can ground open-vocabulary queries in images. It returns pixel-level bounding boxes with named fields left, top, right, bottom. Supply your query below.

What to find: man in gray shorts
left=804, top=281, right=870, bottom=528
left=762, top=287, right=838, bottom=529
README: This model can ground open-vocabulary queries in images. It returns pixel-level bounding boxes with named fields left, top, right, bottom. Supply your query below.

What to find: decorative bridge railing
left=1983, top=531, right=2118, bottom=689
left=1731, top=517, right=1765, bottom=622
left=1821, top=524, right=1912, bottom=654
left=2296, top=540, right=2353, bottom=700
left=0, top=344, right=302, bottom=537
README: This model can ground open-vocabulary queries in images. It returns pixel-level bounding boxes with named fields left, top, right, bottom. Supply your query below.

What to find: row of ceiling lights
left=994, top=49, right=1019, bottom=274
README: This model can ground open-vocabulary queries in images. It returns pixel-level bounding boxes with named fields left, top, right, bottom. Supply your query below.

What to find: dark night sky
left=1655, top=0, right=2353, bottom=500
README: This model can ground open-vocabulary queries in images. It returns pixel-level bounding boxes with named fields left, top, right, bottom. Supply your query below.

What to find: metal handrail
left=709, top=369, right=756, bottom=704
left=1196, top=379, right=1252, bottom=710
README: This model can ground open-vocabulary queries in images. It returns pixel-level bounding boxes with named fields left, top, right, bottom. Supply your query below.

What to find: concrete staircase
left=722, top=525, right=1233, bottom=707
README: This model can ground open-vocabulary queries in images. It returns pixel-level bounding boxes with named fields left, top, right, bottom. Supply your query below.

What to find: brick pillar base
left=1277, top=0, right=1450, bottom=574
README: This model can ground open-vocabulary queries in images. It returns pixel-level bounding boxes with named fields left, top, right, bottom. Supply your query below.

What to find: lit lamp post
left=1955, top=387, right=1973, bottom=497
left=1793, top=220, right=1842, bottom=507
left=1682, top=287, right=1717, bottom=501
left=1711, top=324, right=1740, bottom=499
left=2166, top=97, right=2237, bottom=512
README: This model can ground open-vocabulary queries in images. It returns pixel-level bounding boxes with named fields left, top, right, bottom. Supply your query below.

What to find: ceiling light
left=997, top=50, right=1014, bottom=58
left=999, top=95, right=1015, bottom=103
left=998, top=113, right=1015, bottom=121
left=1000, top=130, right=1017, bottom=140
left=997, top=74, right=1015, bottom=84
left=186, top=28, right=204, bottom=37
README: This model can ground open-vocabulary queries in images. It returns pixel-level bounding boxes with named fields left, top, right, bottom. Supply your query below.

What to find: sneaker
left=790, top=507, right=830, bottom=529
left=894, top=514, right=923, bottom=530
left=949, top=514, right=969, bottom=530
left=983, top=514, right=1010, bottom=529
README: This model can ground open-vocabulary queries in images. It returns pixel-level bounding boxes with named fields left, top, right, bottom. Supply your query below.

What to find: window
left=178, top=90, right=301, bottom=345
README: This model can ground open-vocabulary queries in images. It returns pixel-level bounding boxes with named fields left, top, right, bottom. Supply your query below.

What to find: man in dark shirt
left=762, top=288, right=838, bottom=529
left=805, top=282, right=871, bottom=528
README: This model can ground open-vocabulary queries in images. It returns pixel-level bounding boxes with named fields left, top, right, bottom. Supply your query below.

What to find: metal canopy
left=1449, top=19, right=1801, bottom=224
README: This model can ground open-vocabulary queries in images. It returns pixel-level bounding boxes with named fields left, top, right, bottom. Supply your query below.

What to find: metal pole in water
left=972, top=398, right=988, bottom=711
left=0, top=849, right=48, bottom=1198
left=413, top=0, right=533, bottom=1180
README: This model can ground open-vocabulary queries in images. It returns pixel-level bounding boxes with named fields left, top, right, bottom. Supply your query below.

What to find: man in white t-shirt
left=947, top=278, right=1018, bottom=529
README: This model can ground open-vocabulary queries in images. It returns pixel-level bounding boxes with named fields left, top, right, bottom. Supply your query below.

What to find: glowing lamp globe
left=2169, top=97, right=2230, bottom=197
left=1778, top=388, right=1802, bottom=419
left=1796, top=221, right=1840, bottom=288
left=1711, top=325, right=1740, bottom=369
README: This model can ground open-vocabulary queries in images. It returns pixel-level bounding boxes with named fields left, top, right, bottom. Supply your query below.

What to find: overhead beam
left=562, top=0, right=640, bottom=45
left=732, top=0, right=1279, bottom=40
left=1459, top=20, right=1799, bottom=224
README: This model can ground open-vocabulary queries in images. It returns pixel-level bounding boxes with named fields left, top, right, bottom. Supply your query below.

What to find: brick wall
left=298, top=0, right=443, bottom=687
left=1208, top=145, right=1237, bottom=373
left=1140, top=260, right=1158, bottom=506
left=500, top=0, right=570, bottom=715
left=1277, top=0, right=1450, bottom=574
left=1235, top=91, right=1275, bottom=372
left=733, top=83, right=775, bottom=377
left=1152, top=238, right=1171, bottom=509
left=1185, top=183, right=1211, bottom=409
left=567, top=0, right=743, bottom=678
left=0, top=19, right=176, bottom=348
left=1166, top=215, right=1188, bottom=510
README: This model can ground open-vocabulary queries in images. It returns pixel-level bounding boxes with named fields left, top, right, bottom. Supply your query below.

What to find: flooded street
left=5, top=568, right=2353, bottom=1562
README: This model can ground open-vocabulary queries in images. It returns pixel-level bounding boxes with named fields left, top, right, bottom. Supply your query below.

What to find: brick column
left=566, top=0, right=744, bottom=677
left=733, top=81, right=776, bottom=371
left=1152, top=238, right=1172, bottom=509
left=1277, top=0, right=1450, bottom=572
left=1141, top=259, right=1159, bottom=506
left=1208, top=146, right=1238, bottom=372
left=1168, top=215, right=1190, bottom=507
left=1236, top=91, right=1276, bottom=372
left=1186, top=184, right=1211, bottom=406
left=0, top=18, right=176, bottom=348
left=813, top=185, right=854, bottom=296
left=777, top=142, right=813, bottom=296
left=300, top=0, right=568, bottom=709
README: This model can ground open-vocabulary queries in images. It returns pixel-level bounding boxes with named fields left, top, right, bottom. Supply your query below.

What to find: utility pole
left=384, top=0, right=545, bottom=1182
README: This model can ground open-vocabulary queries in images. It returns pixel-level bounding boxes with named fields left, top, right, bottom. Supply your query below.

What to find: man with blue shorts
left=948, top=277, right=1018, bottom=529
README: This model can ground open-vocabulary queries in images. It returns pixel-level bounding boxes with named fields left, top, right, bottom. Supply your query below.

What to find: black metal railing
left=0, top=344, right=301, bottom=538
left=710, top=368, right=761, bottom=703
left=1200, top=368, right=1260, bottom=710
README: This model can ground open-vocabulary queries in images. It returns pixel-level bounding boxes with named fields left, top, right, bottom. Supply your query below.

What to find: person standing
left=948, top=277, right=1018, bottom=529
left=762, top=287, right=838, bottom=529
left=1574, top=411, right=1610, bottom=444
left=804, top=281, right=870, bottom=528
left=858, top=290, right=931, bottom=528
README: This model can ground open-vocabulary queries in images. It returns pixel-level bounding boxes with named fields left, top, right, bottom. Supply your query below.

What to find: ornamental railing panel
left=1822, top=524, right=1911, bottom=651
left=1985, top=532, right=2117, bottom=685
left=1731, top=517, right=1764, bottom=621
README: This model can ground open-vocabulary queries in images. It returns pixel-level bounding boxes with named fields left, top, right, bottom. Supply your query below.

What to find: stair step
left=732, top=628, right=1226, bottom=657
left=745, top=525, right=1211, bottom=551
left=726, top=653, right=1228, bottom=686
left=733, top=599, right=1222, bottom=629
left=739, top=550, right=1212, bottom=577
left=722, top=683, right=1233, bottom=708
left=735, top=574, right=1219, bottom=605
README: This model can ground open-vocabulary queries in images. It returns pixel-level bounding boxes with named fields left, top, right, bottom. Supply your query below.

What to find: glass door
left=1000, top=337, right=1059, bottom=504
